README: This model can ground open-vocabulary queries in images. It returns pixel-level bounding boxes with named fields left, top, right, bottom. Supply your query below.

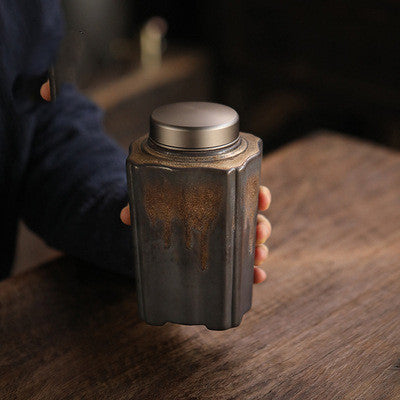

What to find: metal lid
left=149, top=102, right=239, bottom=150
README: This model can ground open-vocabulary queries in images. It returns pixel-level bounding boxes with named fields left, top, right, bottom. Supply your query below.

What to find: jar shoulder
left=127, top=132, right=262, bottom=171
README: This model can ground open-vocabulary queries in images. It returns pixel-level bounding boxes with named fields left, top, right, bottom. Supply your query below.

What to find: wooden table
left=1, top=133, right=399, bottom=399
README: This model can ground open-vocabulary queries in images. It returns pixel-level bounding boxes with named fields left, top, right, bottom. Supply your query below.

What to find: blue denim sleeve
left=20, top=84, right=133, bottom=277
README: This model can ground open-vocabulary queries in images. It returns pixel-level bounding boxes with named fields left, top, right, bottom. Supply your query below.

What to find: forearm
left=20, top=84, right=133, bottom=276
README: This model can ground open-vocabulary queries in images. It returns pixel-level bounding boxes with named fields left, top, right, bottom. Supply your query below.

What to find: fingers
left=120, top=204, right=131, bottom=225
left=40, top=80, right=51, bottom=102
left=256, top=214, right=272, bottom=244
left=258, top=186, right=271, bottom=211
left=254, top=267, right=267, bottom=284
left=254, top=244, right=269, bottom=284
left=254, top=244, right=268, bottom=266
left=254, top=186, right=271, bottom=284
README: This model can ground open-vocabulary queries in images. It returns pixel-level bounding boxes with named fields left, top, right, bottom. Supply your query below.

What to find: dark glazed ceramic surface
left=127, top=133, right=262, bottom=330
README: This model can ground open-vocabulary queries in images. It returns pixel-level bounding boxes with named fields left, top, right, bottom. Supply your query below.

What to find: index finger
left=258, top=185, right=271, bottom=211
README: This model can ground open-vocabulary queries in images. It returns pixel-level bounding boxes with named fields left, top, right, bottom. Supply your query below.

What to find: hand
left=120, top=185, right=271, bottom=284
left=253, top=185, right=271, bottom=284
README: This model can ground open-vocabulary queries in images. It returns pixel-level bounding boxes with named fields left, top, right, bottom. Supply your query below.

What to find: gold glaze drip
left=144, top=179, right=222, bottom=270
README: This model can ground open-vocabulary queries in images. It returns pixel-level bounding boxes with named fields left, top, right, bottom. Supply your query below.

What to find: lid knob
left=150, top=102, right=239, bottom=150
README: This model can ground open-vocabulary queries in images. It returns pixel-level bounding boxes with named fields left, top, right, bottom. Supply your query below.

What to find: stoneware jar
left=126, top=102, right=262, bottom=330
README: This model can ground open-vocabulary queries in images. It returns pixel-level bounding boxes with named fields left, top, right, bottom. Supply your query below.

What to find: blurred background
left=13, top=0, right=400, bottom=274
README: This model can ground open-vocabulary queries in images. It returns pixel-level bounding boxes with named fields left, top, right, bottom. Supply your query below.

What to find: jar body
left=126, top=133, right=262, bottom=330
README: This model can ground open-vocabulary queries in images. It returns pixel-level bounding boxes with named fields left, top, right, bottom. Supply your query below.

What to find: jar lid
left=149, top=102, right=239, bottom=150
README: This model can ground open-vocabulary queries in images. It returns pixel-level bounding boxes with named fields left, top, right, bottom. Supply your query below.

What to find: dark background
left=63, top=0, right=400, bottom=152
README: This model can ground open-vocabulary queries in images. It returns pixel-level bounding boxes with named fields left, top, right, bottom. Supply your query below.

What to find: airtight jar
left=126, top=102, right=262, bottom=330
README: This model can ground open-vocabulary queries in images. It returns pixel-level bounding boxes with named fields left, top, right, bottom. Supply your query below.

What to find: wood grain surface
left=1, top=133, right=399, bottom=399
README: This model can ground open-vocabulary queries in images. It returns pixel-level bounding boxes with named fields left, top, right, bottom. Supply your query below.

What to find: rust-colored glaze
left=245, top=175, right=260, bottom=253
left=128, top=133, right=259, bottom=170
left=143, top=178, right=174, bottom=248
left=144, top=179, right=222, bottom=270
